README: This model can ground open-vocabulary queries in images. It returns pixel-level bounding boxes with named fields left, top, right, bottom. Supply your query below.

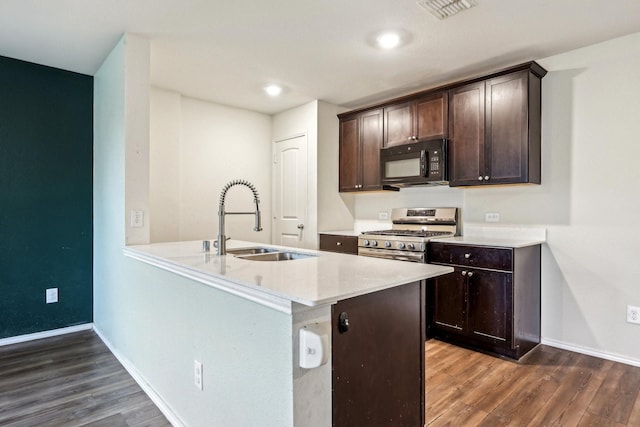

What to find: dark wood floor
left=3, top=331, right=640, bottom=427
left=0, top=330, right=171, bottom=427
left=426, top=339, right=640, bottom=427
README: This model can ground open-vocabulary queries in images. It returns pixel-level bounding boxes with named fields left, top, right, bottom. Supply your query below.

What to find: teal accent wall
left=0, top=55, right=93, bottom=338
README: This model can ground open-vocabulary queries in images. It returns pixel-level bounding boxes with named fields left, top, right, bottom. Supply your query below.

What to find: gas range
left=358, top=207, right=459, bottom=263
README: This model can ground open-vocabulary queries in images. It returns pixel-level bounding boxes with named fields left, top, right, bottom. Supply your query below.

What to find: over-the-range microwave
left=380, top=138, right=448, bottom=189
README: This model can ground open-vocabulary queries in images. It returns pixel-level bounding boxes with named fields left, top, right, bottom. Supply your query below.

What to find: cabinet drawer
left=319, top=234, right=358, bottom=255
left=429, top=243, right=512, bottom=271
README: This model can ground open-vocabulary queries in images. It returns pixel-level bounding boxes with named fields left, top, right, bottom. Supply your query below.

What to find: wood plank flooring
left=0, top=330, right=171, bottom=427
left=2, top=330, right=639, bottom=426
left=426, top=339, right=640, bottom=427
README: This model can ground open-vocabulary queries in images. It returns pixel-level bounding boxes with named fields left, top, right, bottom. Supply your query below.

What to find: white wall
left=352, top=32, right=640, bottom=364
left=317, top=101, right=355, bottom=232
left=149, top=88, right=272, bottom=244
left=149, top=88, right=181, bottom=242
left=272, top=101, right=319, bottom=248
left=95, top=35, right=294, bottom=426
left=272, top=100, right=355, bottom=247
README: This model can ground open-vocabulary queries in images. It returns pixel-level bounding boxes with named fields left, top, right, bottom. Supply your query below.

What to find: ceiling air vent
left=417, top=0, right=477, bottom=20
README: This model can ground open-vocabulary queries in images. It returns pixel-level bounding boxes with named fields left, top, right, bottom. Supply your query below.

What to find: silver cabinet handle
left=461, top=270, right=467, bottom=276
left=336, top=242, right=342, bottom=246
left=464, top=253, right=471, bottom=259
left=297, top=224, right=304, bottom=230
left=468, top=271, right=474, bottom=278
left=484, top=176, right=490, bottom=181
left=478, top=176, right=483, bottom=181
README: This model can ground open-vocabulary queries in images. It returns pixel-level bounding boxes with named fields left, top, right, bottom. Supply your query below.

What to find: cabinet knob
left=464, top=253, right=471, bottom=259
left=484, top=175, right=490, bottom=181
left=468, top=271, right=474, bottom=278
left=297, top=224, right=305, bottom=230
left=478, top=176, right=484, bottom=181
left=336, top=242, right=342, bottom=246
left=461, top=270, right=467, bottom=276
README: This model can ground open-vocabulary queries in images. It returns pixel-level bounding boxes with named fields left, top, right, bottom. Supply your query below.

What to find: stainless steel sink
left=235, top=251, right=317, bottom=262
left=226, top=247, right=279, bottom=255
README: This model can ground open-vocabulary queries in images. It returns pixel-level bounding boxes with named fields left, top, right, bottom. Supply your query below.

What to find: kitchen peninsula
left=124, top=240, right=452, bottom=427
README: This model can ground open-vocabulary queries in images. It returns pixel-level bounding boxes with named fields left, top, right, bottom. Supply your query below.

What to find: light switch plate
left=130, top=210, right=144, bottom=228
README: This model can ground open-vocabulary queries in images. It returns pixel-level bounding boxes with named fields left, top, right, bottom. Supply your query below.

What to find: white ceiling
left=1, top=0, right=639, bottom=114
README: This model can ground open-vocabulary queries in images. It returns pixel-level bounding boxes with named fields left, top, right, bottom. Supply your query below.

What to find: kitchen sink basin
left=226, top=247, right=279, bottom=255
left=235, top=251, right=317, bottom=262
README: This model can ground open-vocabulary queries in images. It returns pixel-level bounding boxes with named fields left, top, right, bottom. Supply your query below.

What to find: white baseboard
left=542, top=338, right=640, bottom=368
left=93, top=326, right=185, bottom=427
left=0, top=324, right=94, bottom=347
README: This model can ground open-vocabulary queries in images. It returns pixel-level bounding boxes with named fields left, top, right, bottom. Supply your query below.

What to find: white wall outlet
left=378, top=211, right=389, bottom=220
left=194, top=360, right=203, bottom=390
left=627, top=305, right=640, bottom=324
left=46, top=288, right=58, bottom=304
left=485, top=212, right=500, bottom=222
left=130, top=210, right=144, bottom=228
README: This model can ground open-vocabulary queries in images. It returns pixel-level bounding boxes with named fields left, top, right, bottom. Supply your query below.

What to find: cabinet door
left=383, top=102, right=413, bottom=147
left=332, top=282, right=424, bottom=427
left=467, top=269, right=512, bottom=345
left=448, top=82, right=485, bottom=186
left=431, top=270, right=466, bottom=335
left=339, top=116, right=360, bottom=192
left=415, top=92, right=448, bottom=140
left=485, top=71, right=528, bottom=184
left=360, top=109, right=383, bottom=191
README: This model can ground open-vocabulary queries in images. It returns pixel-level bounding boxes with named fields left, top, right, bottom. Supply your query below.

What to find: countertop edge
left=123, top=247, right=294, bottom=314
left=430, top=236, right=545, bottom=248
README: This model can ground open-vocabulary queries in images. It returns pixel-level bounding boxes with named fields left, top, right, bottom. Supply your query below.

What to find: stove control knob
left=408, top=243, right=415, bottom=250
left=384, top=241, right=391, bottom=248
left=371, top=240, right=378, bottom=247
left=397, top=242, right=406, bottom=250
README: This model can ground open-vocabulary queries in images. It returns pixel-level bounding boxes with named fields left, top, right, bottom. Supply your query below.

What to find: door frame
left=272, top=132, right=310, bottom=248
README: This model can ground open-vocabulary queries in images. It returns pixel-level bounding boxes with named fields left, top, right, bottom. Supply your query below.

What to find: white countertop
left=124, top=240, right=453, bottom=313
left=431, top=224, right=546, bottom=248
left=319, top=230, right=359, bottom=237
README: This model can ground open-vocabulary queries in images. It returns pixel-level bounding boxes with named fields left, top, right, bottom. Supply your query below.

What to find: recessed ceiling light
left=376, top=32, right=402, bottom=49
left=264, top=84, right=282, bottom=97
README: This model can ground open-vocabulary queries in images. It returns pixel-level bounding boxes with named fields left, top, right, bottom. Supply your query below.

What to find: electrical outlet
left=194, top=360, right=203, bottom=390
left=627, top=305, right=640, bottom=324
left=378, top=211, right=389, bottom=220
left=485, top=212, right=500, bottom=222
left=46, top=288, right=58, bottom=304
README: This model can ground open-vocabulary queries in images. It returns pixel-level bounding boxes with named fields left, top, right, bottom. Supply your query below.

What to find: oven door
left=358, top=247, right=426, bottom=263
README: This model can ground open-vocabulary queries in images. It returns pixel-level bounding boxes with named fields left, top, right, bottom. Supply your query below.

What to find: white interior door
left=273, top=134, right=307, bottom=248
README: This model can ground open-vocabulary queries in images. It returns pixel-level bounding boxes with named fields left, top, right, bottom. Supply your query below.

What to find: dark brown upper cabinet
left=338, top=109, right=383, bottom=192
left=448, top=64, right=545, bottom=186
left=338, top=61, right=546, bottom=192
left=383, top=91, right=448, bottom=147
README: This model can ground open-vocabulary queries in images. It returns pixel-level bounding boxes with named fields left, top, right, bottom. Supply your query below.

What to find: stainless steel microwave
left=380, top=139, right=448, bottom=188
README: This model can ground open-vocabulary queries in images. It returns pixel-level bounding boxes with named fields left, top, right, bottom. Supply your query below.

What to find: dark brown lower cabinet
left=332, top=281, right=424, bottom=427
left=427, top=243, right=540, bottom=360
left=319, top=233, right=358, bottom=255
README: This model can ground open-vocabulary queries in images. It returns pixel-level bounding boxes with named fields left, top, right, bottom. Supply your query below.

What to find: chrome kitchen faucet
left=214, top=179, right=262, bottom=255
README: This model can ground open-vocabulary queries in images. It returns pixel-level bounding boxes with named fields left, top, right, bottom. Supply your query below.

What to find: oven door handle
left=420, top=150, right=427, bottom=177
